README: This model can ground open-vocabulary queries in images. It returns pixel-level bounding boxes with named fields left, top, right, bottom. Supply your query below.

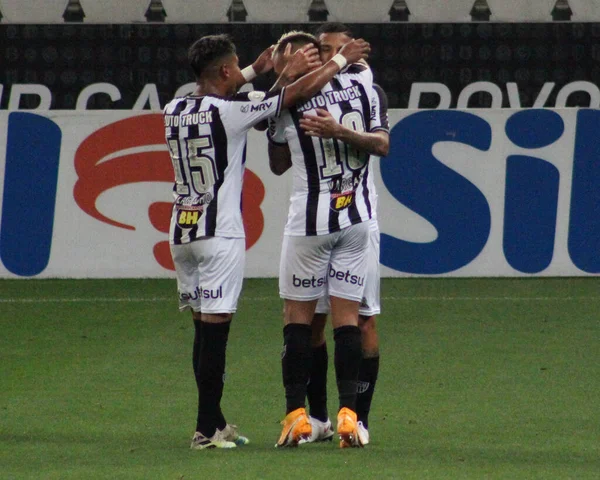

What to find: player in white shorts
left=299, top=23, right=390, bottom=447
left=164, top=33, right=370, bottom=450
left=267, top=31, right=387, bottom=448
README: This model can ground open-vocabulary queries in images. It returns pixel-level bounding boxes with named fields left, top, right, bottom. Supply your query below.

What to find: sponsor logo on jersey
left=330, top=191, right=355, bottom=211
left=164, top=111, right=214, bottom=127
left=176, top=208, right=201, bottom=227
left=297, top=85, right=363, bottom=113
left=328, top=176, right=360, bottom=211
left=175, top=193, right=213, bottom=208
left=328, top=175, right=360, bottom=193
left=175, top=193, right=213, bottom=227
left=250, top=102, right=272, bottom=112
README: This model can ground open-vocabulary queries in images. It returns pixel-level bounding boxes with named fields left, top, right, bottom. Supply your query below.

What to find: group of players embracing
left=163, top=22, right=390, bottom=450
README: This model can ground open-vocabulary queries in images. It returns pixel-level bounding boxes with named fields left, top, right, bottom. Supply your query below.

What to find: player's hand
left=252, top=45, right=275, bottom=75
left=338, top=39, right=371, bottom=64
left=299, top=109, right=341, bottom=139
left=282, top=43, right=322, bottom=80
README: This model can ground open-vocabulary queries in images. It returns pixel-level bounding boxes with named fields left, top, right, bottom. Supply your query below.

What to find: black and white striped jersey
left=363, top=83, right=390, bottom=224
left=268, top=64, right=388, bottom=236
left=164, top=89, right=284, bottom=244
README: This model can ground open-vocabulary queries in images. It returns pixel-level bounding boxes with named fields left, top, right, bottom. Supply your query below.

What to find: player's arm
left=299, top=108, right=389, bottom=157
left=238, top=45, right=275, bottom=89
left=268, top=142, right=292, bottom=175
left=273, top=39, right=371, bottom=109
left=266, top=117, right=292, bottom=175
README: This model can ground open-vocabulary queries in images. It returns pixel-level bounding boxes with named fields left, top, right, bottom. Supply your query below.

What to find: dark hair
left=314, top=22, right=354, bottom=39
left=188, top=34, right=236, bottom=79
left=273, top=31, right=320, bottom=57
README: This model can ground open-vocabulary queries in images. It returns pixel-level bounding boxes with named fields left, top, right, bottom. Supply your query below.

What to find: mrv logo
left=251, top=102, right=272, bottom=112
left=380, top=109, right=600, bottom=275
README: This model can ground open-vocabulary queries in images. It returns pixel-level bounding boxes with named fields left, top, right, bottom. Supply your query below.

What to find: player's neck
left=193, top=78, right=231, bottom=97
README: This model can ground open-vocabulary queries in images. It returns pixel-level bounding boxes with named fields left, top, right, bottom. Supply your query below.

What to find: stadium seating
left=79, top=0, right=148, bottom=23
left=244, top=0, right=313, bottom=22
left=568, top=0, right=600, bottom=21
left=161, top=0, right=232, bottom=23
left=403, top=0, right=474, bottom=22
left=0, top=0, right=69, bottom=22
left=486, top=0, right=556, bottom=21
left=324, top=0, right=395, bottom=22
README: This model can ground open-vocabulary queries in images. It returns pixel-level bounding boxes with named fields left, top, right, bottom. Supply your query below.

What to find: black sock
left=333, top=325, right=362, bottom=411
left=307, top=342, right=329, bottom=422
left=192, top=320, right=202, bottom=379
left=195, top=321, right=231, bottom=436
left=356, top=356, right=379, bottom=428
left=282, top=324, right=312, bottom=414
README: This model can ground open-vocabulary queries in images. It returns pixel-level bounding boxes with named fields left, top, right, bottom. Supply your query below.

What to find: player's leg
left=173, top=238, right=245, bottom=449
left=356, top=314, right=378, bottom=445
left=356, top=221, right=381, bottom=444
left=301, top=306, right=335, bottom=443
left=307, top=308, right=329, bottom=423
left=328, top=221, right=369, bottom=448
left=277, top=234, right=331, bottom=447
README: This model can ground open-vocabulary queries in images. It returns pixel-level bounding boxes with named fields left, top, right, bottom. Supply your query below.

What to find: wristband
left=331, top=53, right=347, bottom=70
left=241, top=65, right=257, bottom=82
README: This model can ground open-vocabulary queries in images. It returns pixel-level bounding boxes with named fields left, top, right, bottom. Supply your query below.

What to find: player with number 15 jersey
left=164, top=90, right=283, bottom=246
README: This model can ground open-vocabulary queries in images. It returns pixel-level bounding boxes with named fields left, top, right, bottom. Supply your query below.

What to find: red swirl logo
left=73, top=113, right=265, bottom=271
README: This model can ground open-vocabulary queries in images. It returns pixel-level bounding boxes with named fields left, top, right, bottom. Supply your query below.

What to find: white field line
left=1, top=296, right=600, bottom=303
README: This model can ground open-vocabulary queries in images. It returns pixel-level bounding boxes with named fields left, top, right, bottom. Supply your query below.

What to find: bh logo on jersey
left=330, top=192, right=355, bottom=211
left=174, top=194, right=213, bottom=228
left=176, top=209, right=200, bottom=228
left=0, top=112, right=266, bottom=276
left=328, top=175, right=360, bottom=212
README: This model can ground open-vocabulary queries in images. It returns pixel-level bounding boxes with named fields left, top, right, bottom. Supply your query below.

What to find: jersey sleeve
left=221, top=88, right=286, bottom=134
left=370, top=84, right=390, bottom=134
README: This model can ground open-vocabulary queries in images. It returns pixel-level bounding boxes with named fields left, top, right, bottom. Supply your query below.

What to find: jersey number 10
left=319, top=110, right=369, bottom=179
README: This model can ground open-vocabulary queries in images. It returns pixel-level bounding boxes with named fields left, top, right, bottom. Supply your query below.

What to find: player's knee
left=359, top=314, right=377, bottom=334
left=202, top=312, right=232, bottom=323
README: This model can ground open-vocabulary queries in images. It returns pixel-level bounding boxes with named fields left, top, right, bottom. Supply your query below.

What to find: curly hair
left=188, top=34, right=236, bottom=79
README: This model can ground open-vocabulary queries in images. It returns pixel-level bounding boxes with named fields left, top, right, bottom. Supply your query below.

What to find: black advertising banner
left=1, top=22, right=599, bottom=110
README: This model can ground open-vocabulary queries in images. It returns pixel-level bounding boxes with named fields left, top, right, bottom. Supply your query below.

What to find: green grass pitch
left=1, top=277, right=599, bottom=479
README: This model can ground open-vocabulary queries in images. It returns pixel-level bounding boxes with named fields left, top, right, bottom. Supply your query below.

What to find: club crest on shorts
left=360, top=297, right=369, bottom=309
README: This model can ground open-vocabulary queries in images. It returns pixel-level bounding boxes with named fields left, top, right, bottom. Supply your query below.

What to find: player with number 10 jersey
left=269, top=62, right=387, bottom=237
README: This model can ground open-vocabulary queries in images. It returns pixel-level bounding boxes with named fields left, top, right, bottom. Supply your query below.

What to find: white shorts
left=316, top=221, right=380, bottom=316
left=279, top=221, right=370, bottom=302
left=170, top=237, right=245, bottom=314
